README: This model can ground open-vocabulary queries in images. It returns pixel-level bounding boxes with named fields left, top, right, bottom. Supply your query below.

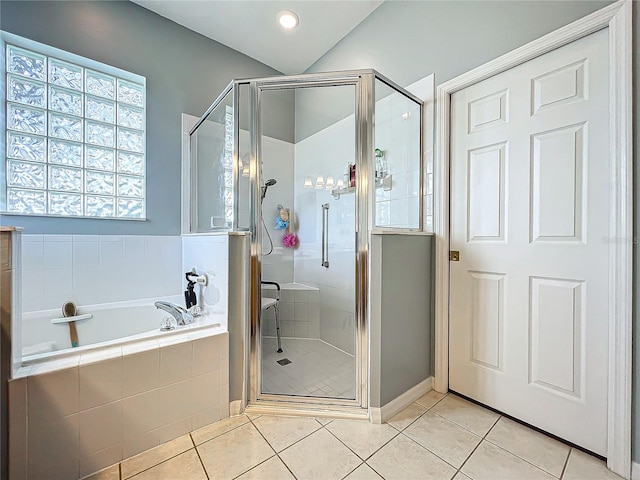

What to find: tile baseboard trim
left=229, top=400, right=243, bottom=416
left=631, top=461, right=640, bottom=480
left=370, top=376, right=433, bottom=424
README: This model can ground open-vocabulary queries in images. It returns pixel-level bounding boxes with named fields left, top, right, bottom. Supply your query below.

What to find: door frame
left=433, top=1, right=633, bottom=477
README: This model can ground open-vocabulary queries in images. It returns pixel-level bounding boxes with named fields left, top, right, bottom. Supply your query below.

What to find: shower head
left=261, top=178, right=277, bottom=202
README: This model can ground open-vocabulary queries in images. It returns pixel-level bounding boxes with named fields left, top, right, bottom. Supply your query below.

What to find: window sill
left=0, top=211, right=147, bottom=221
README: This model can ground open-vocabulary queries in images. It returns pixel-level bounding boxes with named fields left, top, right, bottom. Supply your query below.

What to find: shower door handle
left=321, top=203, right=330, bottom=268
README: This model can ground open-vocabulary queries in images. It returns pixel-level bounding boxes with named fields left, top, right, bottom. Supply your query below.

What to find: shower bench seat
left=261, top=283, right=319, bottom=339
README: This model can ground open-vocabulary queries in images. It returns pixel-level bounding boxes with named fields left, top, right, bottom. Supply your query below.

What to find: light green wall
left=0, top=0, right=293, bottom=235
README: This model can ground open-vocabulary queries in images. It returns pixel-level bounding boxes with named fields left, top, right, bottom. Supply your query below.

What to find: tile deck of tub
left=85, top=392, right=622, bottom=480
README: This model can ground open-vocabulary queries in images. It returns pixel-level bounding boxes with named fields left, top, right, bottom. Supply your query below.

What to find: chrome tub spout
left=154, top=301, right=194, bottom=326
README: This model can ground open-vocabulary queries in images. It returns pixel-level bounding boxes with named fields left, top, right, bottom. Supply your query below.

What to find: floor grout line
left=230, top=454, right=278, bottom=480
left=398, top=430, right=462, bottom=473
left=482, top=434, right=568, bottom=478
left=252, top=416, right=325, bottom=456
left=390, top=403, right=431, bottom=432
left=192, top=415, right=251, bottom=447
left=559, top=448, right=573, bottom=480
left=228, top=419, right=278, bottom=479
left=455, top=414, right=502, bottom=475
left=276, top=452, right=300, bottom=480
left=326, top=420, right=401, bottom=464
left=120, top=443, right=194, bottom=480
left=193, top=444, right=210, bottom=480
left=339, top=461, right=366, bottom=480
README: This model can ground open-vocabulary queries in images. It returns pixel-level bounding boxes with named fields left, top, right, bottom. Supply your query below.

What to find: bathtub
left=11, top=295, right=230, bottom=479
left=20, top=294, right=224, bottom=364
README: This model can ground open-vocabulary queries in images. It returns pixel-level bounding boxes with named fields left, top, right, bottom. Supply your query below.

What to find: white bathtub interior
left=21, top=295, right=225, bottom=365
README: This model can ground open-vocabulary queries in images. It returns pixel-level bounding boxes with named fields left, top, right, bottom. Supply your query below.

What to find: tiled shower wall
left=21, top=234, right=182, bottom=312
left=252, top=135, right=296, bottom=285
left=294, top=119, right=357, bottom=355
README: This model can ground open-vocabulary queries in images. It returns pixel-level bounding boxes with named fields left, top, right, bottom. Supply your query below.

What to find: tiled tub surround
left=21, top=234, right=183, bottom=313
left=262, top=283, right=320, bottom=339
left=9, top=328, right=230, bottom=480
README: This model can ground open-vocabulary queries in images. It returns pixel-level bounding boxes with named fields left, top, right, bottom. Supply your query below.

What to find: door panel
left=531, top=124, right=585, bottom=242
left=529, top=276, right=584, bottom=398
left=449, top=29, right=609, bottom=455
left=469, top=271, right=504, bottom=371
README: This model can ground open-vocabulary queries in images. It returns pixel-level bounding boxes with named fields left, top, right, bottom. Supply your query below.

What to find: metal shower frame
left=191, top=69, right=424, bottom=416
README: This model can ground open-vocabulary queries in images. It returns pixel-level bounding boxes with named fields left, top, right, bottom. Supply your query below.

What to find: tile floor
left=88, top=392, right=623, bottom=480
left=261, top=337, right=355, bottom=399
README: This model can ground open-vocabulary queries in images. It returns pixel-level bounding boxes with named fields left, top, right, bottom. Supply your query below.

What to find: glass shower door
left=256, top=83, right=358, bottom=402
left=189, top=85, right=234, bottom=232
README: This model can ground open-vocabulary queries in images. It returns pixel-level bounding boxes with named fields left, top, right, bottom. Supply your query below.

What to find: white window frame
left=0, top=31, right=147, bottom=220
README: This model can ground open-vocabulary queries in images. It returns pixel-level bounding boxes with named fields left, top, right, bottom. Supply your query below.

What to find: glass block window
left=223, top=105, right=234, bottom=227
left=4, top=43, right=146, bottom=218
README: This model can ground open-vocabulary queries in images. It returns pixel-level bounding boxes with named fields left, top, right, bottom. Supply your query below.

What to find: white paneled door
left=449, top=29, right=609, bottom=455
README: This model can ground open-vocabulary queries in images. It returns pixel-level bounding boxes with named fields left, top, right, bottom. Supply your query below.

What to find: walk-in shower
left=189, top=70, right=424, bottom=414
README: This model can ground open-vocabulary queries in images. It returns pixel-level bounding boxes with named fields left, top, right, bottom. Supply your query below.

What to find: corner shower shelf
left=331, top=175, right=392, bottom=199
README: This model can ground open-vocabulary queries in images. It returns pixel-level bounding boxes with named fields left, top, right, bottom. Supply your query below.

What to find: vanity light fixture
left=325, top=176, right=335, bottom=190
left=278, top=10, right=299, bottom=30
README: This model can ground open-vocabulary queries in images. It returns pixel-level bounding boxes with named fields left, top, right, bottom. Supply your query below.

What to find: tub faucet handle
left=154, top=301, right=194, bottom=326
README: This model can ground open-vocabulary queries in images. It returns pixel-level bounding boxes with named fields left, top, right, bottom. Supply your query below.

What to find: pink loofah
left=282, top=233, right=298, bottom=247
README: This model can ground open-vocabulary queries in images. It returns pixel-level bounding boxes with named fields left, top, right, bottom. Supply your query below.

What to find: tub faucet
left=154, top=301, right=194, bottom=326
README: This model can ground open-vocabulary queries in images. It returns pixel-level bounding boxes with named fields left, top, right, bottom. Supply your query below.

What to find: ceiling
left=131, top=0, right=383, bottom=74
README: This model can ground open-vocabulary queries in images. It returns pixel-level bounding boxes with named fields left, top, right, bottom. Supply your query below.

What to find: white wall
left=259, top=136, right=295, bottom=285
left=182, top=234, right=229, bottom=318
left=21, top=234, right=182, bottom=312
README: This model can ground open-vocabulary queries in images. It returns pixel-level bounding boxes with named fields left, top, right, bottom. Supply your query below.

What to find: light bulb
left=278, top=11, right=299, bottom=30
left=304, top=177, right=313, bottom=188
left=315, top=175, right=324, bottom=189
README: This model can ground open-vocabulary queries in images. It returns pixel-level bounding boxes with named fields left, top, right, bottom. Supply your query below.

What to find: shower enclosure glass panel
left=189, top=86, right=234, bottom=232
left=189, top=70, right=422, bottom=413
left=259, top=85, right=357, bottom=400
left=374, top=79, right=422, bottom=229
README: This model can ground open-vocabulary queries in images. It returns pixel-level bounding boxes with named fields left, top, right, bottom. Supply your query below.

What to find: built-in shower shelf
left=331, top=175, right=392, bottom=199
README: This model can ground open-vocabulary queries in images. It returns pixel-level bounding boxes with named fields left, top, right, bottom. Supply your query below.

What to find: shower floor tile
left=261, top=337, right=356, bottom=399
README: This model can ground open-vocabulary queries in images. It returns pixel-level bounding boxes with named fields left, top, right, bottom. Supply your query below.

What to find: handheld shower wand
left=260, top=178, right=277, bottom=255
left=261, top=178, right=277, bottom=202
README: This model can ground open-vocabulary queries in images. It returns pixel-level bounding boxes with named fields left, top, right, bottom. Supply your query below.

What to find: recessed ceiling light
left=278, top=11, right=299, bottom=30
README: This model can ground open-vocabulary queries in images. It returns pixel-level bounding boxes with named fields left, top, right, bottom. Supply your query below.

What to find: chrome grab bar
left=321, top=203, right=330, bottom=268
